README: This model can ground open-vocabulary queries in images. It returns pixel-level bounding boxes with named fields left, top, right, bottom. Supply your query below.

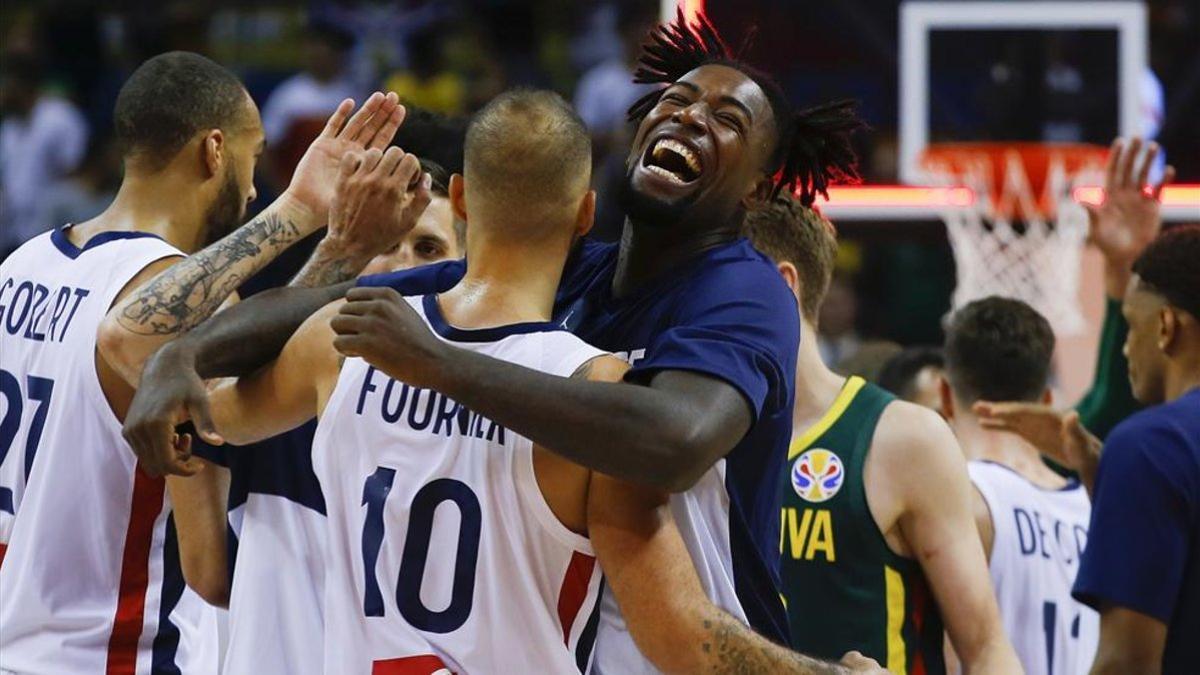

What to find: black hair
left=878, top=347, right=946, bottom=400
left=417, top=159, right=450, bottom=198
left=944, top=297, right=1056, bottom=404
left=113, top=51, right=248, bottom=171
left=1132, top=224, right=1200, bottom=319
left=626, top=10, right=864, bottom=206
left=393, top=107, right=469, bottom=177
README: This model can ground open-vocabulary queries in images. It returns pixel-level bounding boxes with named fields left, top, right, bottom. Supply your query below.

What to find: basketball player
left=0, top=52, right=423, bottom=673
left=199, top=165, right=459, bottom=675
left=1072, top=225, right=1200, bottom=674
left=742, top=196, right=1019, bottom=673
left=939, top=297, right=1097, bottom=675
left=124, top=90, right=876, bottom=673
left=123, top=12, right=872, bottom=671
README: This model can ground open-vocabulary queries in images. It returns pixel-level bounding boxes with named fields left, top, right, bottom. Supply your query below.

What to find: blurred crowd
left=2, top=0, right=1198, bottom=360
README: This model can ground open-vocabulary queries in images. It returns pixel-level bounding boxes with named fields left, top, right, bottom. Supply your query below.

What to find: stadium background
left=2, top=0, right=1198, bottom=399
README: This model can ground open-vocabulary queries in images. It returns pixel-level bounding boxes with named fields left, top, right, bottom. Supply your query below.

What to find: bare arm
left=1090, top=607, right=1166, bottom=675
left=166, top=460, right=231, bottom=607
left=877, top=404, right=1019, bottom=673
left=588, top=475, right=879, bottom=674
left=331, top=286, right=752, bottom=492
left=98, top=92, right=415, bottom=385
left=126, top=299, right=344, bottom=458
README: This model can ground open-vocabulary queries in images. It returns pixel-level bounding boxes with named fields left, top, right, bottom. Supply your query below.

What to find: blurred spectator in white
left=576, top=2, right=657, bottom=241
left=0, top=49, right=89, bottom=254
left=818, top=275, right=864, bottom=367
left=260, top=20, right=361, bottom=189
left=573, top=3, right=657, bottom=151
left=42, top=134, right=121, bottom=230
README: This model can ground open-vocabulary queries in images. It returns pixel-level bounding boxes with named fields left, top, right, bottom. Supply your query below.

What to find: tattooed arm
left=99, top=128, right=429, bottom=388
left=588, top=474, right=882, bottom=674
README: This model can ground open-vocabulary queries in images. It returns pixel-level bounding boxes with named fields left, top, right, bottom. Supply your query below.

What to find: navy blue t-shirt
left=359, top=236, right=800, bottom=643
left=1073, top=387, right=1200, bottom=674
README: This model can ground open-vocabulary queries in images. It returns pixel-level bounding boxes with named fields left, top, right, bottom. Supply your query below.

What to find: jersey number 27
left=359, top=467, right=482, bottom=633
left=0, top=369, right=54, bottom=514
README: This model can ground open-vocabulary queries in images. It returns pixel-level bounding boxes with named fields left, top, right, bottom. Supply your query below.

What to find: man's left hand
left=285, top=92, right=406, bottom=222
left=330, top=286, right=450, bottom=388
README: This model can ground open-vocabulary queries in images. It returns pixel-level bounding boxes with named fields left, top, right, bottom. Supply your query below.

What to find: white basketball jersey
left=0, top=227, right=219, bottom=674
left=969, top=460, right=1098, bottom=675
left=314, top=294, right=607, bottom=675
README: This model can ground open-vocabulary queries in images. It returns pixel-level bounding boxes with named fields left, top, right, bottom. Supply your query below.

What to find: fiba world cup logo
left=791, top=449, right=845, bottom=503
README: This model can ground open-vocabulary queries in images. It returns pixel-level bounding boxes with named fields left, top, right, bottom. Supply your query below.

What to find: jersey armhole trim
left=789, top=376, right=865, bottom=460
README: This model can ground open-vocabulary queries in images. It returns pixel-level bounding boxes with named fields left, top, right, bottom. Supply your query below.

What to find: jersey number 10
left=360, top=467, right=482, bottom=633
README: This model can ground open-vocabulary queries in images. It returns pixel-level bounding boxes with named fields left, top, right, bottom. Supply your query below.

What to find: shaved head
left=464, top=89, right=591, bottom=239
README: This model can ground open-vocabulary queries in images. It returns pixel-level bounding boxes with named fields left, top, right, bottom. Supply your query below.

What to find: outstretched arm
left=331, top=286, right=755, bottom=492
left=876, top=404, right=1019, bottom=673
left=588, top=475, right=881, bottom=674
left=125, top=298, right=345, bottom=467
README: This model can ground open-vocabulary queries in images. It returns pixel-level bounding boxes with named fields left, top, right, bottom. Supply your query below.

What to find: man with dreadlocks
left=122, top=12, right=885, bottom=673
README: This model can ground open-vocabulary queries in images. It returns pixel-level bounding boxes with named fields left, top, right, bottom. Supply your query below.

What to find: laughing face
left=619, top=63, right=778, bottom=231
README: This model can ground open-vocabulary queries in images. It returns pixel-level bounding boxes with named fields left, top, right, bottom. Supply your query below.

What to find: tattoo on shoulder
left=117, top=212, right=302, bottom=335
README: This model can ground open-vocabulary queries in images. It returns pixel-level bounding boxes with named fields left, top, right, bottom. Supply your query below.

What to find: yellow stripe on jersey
left=788, top=376, right=866, bottom=460
left=885, top=565, right=907, bottom=675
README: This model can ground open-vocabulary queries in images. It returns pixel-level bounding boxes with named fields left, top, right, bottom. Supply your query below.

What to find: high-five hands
left=324, top=147, right=433, bottom=264
left=285, top=92, right=407, bottom=222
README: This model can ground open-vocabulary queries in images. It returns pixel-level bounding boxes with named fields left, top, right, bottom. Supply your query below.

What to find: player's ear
left=776, top=262, right=801, bottom=301
left=938, top=376, right=955, bottom=420
left=201, top=129, right=224, bottom=179
left=741, top=176, right=774, bottom=210
left=1041, top=388, right=1053, bottom=406
left=1158, top=306, right=1179, bottom=353
left=575, top=189, right=596, bottom=238
left=449, top=174, right=468, bottom=223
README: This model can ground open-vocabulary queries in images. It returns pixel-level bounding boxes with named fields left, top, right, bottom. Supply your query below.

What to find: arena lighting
left=817, top=186, right=975, bottom=208
left=1074, top=184, right=1200, bottom=222
left=814, top=185, right=1198, bottom=222
left=662, top=0, right=705, bottom=24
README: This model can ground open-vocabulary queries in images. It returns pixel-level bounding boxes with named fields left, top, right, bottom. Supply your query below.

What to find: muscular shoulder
left=872, top=400, right=963, bottom=470
left=870, top=400, right=971, bottom=506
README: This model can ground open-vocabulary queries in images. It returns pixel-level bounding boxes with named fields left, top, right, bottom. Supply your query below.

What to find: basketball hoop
left=919, top=142, right=1108, bottom=335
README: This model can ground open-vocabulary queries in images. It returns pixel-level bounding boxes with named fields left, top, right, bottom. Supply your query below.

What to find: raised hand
left=1086, top=137, right=1176, bottom=299
left=330, top=286, right=449, bottom=388
left=285, top=92, right=406, bottom=221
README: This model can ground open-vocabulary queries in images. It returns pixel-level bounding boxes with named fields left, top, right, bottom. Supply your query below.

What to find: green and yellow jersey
left=780, top=376, right=945, bottom=674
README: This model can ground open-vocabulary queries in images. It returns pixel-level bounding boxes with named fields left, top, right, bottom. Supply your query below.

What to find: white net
left=920, top=145, right=1105, bottom=336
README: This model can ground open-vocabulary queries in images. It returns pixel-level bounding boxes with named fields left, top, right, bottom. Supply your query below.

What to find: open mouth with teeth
left=643, top=137, right=703, bottom=184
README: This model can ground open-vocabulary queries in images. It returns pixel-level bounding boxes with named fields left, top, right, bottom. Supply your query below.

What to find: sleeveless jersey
left=220, top=422, right=327, bottom=675
left=360, top=238, right=799, bottom=673
left=780, top=376, right=945, bottom=674
left=969, top=461, right=1098, bottom=675
left=313, top=294, right=608, bottom=674
left=0, top=226, right=219, bottom=674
